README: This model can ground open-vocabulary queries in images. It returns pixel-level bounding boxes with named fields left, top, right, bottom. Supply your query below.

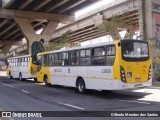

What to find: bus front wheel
left=44, top=75, right=51, bottom=87
left=76, top=78, right=86, bottom=94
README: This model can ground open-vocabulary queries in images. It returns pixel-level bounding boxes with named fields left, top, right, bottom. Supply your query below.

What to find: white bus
left=36, top=40, right=152, bottom=93
left=7, top=55, right=37, bottom=81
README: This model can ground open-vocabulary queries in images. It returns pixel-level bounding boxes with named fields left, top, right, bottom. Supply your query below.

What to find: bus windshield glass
left=32, top=55, right=38, bottom=64
left=121, top=40, right=149, bottom=61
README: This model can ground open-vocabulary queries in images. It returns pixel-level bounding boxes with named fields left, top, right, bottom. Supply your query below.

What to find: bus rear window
left=121, top=40, right=149, bottom=61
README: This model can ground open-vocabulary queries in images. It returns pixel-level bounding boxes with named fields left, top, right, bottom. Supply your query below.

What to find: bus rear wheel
left=44, top=76, right=51, bottom=87
left=19, top=73, right=25, bottom=81
left=34, top=78, right=37, bottom=82
left=77, top=78, right=86, bottom=94
left=9, top=72, right=12, bottom=79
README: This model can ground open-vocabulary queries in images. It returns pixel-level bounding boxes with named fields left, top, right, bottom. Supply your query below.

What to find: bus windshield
left=121, top=40, right=149, bottom=61
left=32, top=55, right=38, bottom=64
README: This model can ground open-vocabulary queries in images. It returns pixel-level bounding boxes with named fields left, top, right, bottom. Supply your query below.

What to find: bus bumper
left=118, top=79, right=152, bottom=90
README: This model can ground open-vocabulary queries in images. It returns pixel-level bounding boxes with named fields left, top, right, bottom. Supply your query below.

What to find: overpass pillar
left=139, top=0, right=160, bottom=51
left=139, top=0, right=160, bottom=42
left=15, top=17, right=59, bottom=54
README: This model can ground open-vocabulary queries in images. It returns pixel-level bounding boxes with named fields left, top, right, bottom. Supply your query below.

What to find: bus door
left=37, top=55, right=43, bottom=82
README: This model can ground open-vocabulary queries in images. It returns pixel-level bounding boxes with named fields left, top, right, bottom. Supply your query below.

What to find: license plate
left=135, top=78, right=141, bottom=82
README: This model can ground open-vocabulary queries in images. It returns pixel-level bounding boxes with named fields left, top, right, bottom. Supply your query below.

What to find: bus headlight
left=120, top=66, right=127, bottom=83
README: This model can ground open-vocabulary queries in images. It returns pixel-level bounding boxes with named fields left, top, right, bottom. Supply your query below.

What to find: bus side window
left=54, top=53, right=62, bottom=66
left=62, top=52, right=69, bottom=66
left=79, top=49, right=91, bottom=66
left=15, top=59, right=16, bottom=66
left=50, top=54, right=54, bottom=66
left=70, top=51, right=76, bottom=66
left=44, top=54, right=50, bottom=66
left=21, top=58, right=23, bottom=66
left=92, top=47, right=105, bottom=66
left=25, top=58, right=27, bottom=66
left=76, top=51, right=80, bottom=65
left=106, top=46, right=116, bottom=66
left=19, top=58, right=21, bottom=66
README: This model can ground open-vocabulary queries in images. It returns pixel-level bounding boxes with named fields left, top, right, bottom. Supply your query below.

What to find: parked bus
left=7, top=55, right=37, bottom=81
left=36, top=39, right=152, bottom=93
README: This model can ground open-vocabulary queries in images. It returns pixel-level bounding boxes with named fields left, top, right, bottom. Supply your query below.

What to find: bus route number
left=101, top=69, right=111, bottom=73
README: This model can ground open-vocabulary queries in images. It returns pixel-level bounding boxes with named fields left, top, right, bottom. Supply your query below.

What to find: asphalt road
left=0, top=75, right=160, bottom=120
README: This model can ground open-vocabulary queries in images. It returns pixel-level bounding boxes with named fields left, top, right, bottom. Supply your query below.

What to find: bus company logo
left=54, top=69, right=62, bottom=72
left=127, top=72, right=132, bottom=78
left=2, top=112, right=11, bottom=117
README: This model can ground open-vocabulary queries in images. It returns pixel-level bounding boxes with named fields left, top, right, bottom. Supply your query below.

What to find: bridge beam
left=2, top=0, right=15, bottom=8
left=0, top=40, right=23, bottom=45
left=15, top=17, right=59, bottom=54
left=1, top=45, right=12, bottom=55
left=52, top=14, right=103, bottom=39
left=0, top=8, right=75, bottom=23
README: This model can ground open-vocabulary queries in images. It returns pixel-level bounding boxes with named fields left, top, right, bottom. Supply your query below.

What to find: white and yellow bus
left=7, top=55, right=37, bottom=81
left=36, top=39, right=152, bottom=93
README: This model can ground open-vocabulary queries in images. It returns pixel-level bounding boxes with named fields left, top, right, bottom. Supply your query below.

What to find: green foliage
left=45, top=31, right=80, bottom=51
left=98, top=16, right=131, bottom=40
left=6, top=54, right=13, bottom=59
left=147, top=38, right=160, bottom=81
left=59, top=30, right=71, bottom=48
left=153, top=60, right=160, bottom=81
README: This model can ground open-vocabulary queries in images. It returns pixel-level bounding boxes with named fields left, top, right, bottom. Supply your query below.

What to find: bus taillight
left=120, top=66, right=126, bottom=83
left=148, top=66, right=152, bottom=81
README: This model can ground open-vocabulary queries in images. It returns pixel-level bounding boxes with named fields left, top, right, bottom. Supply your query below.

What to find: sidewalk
left=151, top=81, right=160, bottom=89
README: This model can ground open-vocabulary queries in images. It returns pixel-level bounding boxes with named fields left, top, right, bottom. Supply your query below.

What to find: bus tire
left=44, top=75, right=51, bottom=87
left=19, top=73, right=24, bottom=81
left=76, top=78, right=86, bottom=94
left=9, top=71, right=13, bottom=79
left=34, top=78, right=37, bottom=82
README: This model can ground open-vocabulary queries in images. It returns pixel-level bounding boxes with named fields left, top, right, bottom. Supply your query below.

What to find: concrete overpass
left=50, top=0, right=140, bottom=43
left=49, top=0, right=160, bottom=50
left=7, top=0, right=140, bottom=56
left=0, top=0, right=99, bottom=55
left=2, top=0, right=160, bottom=56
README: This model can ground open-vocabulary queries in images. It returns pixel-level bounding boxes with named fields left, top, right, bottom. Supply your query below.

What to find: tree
left=98, top=16, right=135, bottom=40
left=45, top=30, right=80, bottom=51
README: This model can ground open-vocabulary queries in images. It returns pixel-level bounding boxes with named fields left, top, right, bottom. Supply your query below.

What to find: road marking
left=115, top=99, right=151, bottom=105
left=0, top=82, right=15, bottom=88
left=58, top=102, right=85, bottom=110
left=21, top=90, right=29, bottom=94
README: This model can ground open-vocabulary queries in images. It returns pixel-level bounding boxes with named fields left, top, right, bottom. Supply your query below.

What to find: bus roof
left=38, top=41, right=116, bottom=55
left=38, top=39, right=147, bottom=55
left=7, top=55, right=31, bottom=59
